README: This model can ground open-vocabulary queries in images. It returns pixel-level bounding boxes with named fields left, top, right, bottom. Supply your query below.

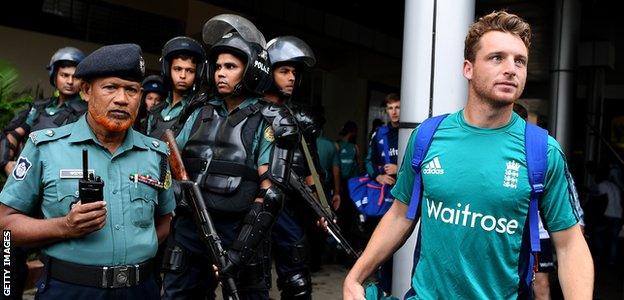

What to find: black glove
left=219, top=250, right=242, bottom=280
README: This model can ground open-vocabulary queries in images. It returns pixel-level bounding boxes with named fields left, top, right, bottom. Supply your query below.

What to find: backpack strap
left=524, top=122, right=548, bottom=287
left=405, top=114, right=448, bottom=220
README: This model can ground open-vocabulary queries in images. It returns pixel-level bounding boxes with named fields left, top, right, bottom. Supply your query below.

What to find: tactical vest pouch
left=192, top=159, right=260, bottom=212
left=201, top=178, right=259, bottom=212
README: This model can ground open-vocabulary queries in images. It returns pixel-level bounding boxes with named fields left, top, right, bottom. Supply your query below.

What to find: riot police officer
left=263, top=35, right=320, bottom=299
left=0, top=47, right=87, bottom=176
left=161, top=15, right=288, bottom=300
left=146, top=36, right=206, bottom=139
left=0, top=43, right=175, bottom=299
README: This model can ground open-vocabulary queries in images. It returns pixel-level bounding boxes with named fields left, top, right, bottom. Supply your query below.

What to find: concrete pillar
left=549, top=0, right=580, bottom=155
left=392, top=0, right=474, bottom=296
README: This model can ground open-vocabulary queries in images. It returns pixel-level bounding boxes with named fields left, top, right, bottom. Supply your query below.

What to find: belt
left=47, top=257, right=154, bottom=289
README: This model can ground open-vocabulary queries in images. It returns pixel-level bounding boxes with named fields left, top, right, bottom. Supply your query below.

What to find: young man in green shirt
left=344, top=11, right=593, bottom=299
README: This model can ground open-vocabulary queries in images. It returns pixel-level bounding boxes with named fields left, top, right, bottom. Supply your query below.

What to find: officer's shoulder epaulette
left=140, top=135, right=169, bottom=156
left=29, top=126, right=72, bottom=145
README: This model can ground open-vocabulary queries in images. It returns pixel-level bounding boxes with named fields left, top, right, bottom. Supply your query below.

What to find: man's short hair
left=383, top=93, right=400, bottom=107
left=464, top=11, right=532, bottom=62
left=55, top=60, right=79, bottom=70
left=172, top=53, right=198, bottom=64
left=52, top=61, right=78, bottom=79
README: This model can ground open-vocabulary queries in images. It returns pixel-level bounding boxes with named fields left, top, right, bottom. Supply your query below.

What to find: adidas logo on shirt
left=423, top=157, right=444, bottom=175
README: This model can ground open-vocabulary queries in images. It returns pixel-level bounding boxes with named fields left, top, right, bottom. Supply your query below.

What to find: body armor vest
left=182, top=101, right=264, bottom=212
left=148, top=102, right=184, bottom=139
left=30, top=97, right=87, bottom=132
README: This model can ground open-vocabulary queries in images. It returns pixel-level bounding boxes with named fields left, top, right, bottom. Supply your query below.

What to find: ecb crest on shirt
left=13, top=156, right=32, bottom=181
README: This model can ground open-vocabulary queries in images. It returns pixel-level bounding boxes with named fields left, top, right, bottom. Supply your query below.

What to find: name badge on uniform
left=59, top=169, right=95, bottom=179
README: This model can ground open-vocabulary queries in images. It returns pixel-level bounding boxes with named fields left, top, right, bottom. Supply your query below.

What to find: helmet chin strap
left=221, top=82, right=244, bottom=98
left=278, top=88, right=292, bottom=99
left=231, top=82, right=244, bottom=96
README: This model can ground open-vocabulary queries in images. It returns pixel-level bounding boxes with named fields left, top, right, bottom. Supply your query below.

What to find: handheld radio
left=78, top=149, right=104, bottom=203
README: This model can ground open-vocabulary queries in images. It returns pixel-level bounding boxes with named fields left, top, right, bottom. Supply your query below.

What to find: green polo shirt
left=337, top=140, right=359, bottom=179
left=316, top=136, right=339, bottom=186
left=0, top=115, right=175, bottom=266
left=146, top=93, right=190, bottom=135
left=176, top=97, right=272, bottom=167
left=25, top=94, right=84, bottom=127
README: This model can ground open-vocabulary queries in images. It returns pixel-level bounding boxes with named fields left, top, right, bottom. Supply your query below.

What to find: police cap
left=142, top=74, right=166, bottom=96
left=75, top=43, right=145, bottom=82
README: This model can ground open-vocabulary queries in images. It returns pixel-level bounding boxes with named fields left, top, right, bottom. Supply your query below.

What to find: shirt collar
left=209, top=97, right=259, bottom=116
left=165, top=93, right=190, bottom=107
left=67, top=115, right=148, bottom=152
left=50, top=94, right=83, bottom=108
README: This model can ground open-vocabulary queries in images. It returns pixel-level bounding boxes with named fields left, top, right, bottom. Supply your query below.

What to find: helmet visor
left=202, top=14, right=266, bottom=48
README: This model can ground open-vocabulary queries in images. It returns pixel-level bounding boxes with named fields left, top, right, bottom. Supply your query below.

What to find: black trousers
left=161, top=215, right=270, bottom=300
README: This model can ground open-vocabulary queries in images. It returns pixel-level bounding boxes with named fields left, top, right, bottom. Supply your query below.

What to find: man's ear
left=463, top=60, right=473, bottom=81
left=81, top=81, right=91, bottom=102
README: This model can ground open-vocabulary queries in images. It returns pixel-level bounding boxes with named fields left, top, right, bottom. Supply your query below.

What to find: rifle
left=287, top=170, right=360, bottom=260
left=162, top=130, right=240, bottom=300
left=299, top=136, right=335, bottom=220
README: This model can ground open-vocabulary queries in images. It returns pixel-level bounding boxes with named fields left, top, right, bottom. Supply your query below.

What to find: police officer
left=263, top=35, right=320, bottom=299
left=161, top=15, right=287, bottom=300
left=135, top=75, right=166, bottom=134
left=146, top=36, right=206, bottom=139
left=143, top=74, right=166, bottom=112
left=0, top=47, right=87, bottom=176
left=0, top=44, right=175, bottom=299
left=0, top=46, right=87, bottom=300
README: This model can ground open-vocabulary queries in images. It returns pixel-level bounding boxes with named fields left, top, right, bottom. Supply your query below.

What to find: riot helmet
left=46, top=47, right=85, bottom=86
left=267, top=36, right=315, bottom=69
left=266, top=36, right=315, bottom=96
left=160, top=36, right=207, bottom=91
left=202, top=14, right=271, bottom=96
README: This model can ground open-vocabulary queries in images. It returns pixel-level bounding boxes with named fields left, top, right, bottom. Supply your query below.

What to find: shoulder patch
left=12, top=156, right=32, bottom=181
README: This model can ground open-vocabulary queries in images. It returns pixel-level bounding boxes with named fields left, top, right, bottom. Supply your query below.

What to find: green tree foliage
left=0, top=60, right=40, bottom=184
left=0, top=60, right=38, bottom=128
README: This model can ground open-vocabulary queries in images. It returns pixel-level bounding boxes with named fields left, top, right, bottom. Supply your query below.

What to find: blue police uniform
left=0, top=43, right=175, bottom=299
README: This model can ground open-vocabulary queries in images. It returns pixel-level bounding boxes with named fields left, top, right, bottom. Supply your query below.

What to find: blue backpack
left=348, top=126, right=394, bottom=217
left=404, top=114, right=548, bottom=297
